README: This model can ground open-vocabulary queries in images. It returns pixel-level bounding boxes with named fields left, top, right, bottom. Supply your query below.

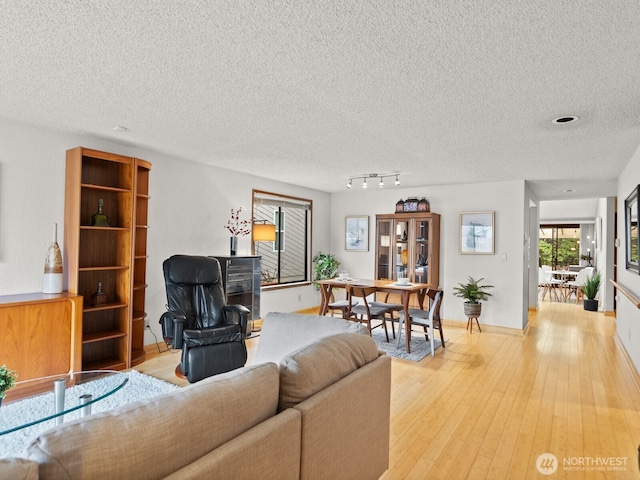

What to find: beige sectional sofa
left=2, top=313, right=392, bottom=480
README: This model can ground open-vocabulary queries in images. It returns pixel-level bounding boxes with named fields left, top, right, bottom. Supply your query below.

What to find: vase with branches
left=224, top=207, right=251, bottom=255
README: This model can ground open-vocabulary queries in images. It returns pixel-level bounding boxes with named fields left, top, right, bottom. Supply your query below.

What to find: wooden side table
left=466, top=316, right=482, bottom=333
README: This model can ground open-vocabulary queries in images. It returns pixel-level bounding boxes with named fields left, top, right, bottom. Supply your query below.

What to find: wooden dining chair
left=346, top=285, right=392, bottom=341
left=370, top=288, right=404, bottom=339
left=326, top=288, right=358, bottom=318
left=397, top=288, right=444, bottom=356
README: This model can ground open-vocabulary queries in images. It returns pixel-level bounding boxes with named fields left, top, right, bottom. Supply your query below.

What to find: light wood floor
left=137, top=303, right=640, bottom=479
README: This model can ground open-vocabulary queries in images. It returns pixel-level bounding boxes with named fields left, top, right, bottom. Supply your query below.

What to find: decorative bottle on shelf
left=43, top=223, right=63, bottom=294
left=91, top=199, right=109, bottom=226
left=91, top=282, right=107, bottom=306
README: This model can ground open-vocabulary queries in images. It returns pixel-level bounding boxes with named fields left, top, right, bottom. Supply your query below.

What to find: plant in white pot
left=582, top=271, right=601, bottom=312
left=453, top=277, right=494, bottom=318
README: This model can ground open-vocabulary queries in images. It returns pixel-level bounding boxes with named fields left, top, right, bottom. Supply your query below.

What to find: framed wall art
left=625, top=186, right=639, bottom=273
left=345, top=215, right=369, bottom=251
left=460, top=211, right=495, bottom=254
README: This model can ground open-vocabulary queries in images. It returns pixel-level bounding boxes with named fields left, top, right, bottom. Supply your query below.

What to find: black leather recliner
left=159, top=255, right=249, bottom=383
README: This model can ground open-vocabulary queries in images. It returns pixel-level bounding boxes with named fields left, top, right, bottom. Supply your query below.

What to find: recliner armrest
left=159, top=312, right=187, bottom=349
left=224, top=304, right=250, bottom=335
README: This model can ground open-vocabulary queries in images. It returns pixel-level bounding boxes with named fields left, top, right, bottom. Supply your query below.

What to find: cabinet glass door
left=395, top=219, right=410, bottom=280
left=376, top=219, right=392, bottom=280
left=413, top=218, right=430, bottom=284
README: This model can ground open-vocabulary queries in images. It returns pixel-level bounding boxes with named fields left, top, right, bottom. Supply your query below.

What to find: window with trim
left=252, top=190, right=311, bottom=286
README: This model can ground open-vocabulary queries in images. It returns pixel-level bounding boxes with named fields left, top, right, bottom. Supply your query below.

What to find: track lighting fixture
left=346, top=173, right=401, bottom=190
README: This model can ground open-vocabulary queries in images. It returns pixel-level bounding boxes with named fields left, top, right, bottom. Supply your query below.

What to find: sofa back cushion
left=28, top=363, right=280, bottom=480
left=278, top=332, right=380, bottom=410
left=255, top=312, right=368, bottom=365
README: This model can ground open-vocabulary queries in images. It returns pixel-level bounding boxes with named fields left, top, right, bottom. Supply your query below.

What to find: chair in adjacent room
left=159, top=255, right=250, bottom=383
left=397, top=288, right=444, bottom=356
left=345, top=285, right=393, bottom=341
left=538, top=267, right=563, bottom=301
left=564, top=266, right=594, bottom=303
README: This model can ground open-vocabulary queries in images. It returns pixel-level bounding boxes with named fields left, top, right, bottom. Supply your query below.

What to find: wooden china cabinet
left=64, top=147, right=151, bottom=371
left=375, top=212, right=440, bottom=289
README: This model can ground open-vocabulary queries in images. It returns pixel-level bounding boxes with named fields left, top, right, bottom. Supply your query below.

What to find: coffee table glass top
left=0, top=370, right=128, bottom=435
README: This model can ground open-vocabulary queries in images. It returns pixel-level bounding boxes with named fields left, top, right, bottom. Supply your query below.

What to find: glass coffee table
left=0, top=370, right=128, bottom=436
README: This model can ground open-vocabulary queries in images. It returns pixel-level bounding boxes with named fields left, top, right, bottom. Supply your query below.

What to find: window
left=252, top=190, right=311, bottom=286
left=539, top=224, right=581, bottom=268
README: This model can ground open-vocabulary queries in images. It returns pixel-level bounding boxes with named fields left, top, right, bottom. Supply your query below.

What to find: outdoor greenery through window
left=539, top=224, right=580, bottom=268
left=252, top=190, right=311, bottom=286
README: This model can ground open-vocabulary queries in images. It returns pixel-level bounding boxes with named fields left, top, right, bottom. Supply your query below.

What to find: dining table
left=549, top=270, right=579, bottom=301
left=318, top=278, right=432, bottom=353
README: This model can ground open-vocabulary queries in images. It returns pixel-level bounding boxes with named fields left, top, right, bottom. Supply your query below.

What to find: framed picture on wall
left=460, top=211, right=495, bottom=254
left=625, top=186, right=639, bottom=273
left=345, top=215, right=369, bottom=251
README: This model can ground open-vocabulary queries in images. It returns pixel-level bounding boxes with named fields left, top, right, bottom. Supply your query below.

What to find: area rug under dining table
left=370, top=328, right=446, bottom=361
left=0, top=370, right=179, bottom=459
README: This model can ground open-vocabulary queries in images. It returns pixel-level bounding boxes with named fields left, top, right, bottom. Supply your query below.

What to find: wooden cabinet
left=64, top=147, right=151, bottom=370
left=375, top=212, right=440, bottom=288
left=212, top=256, right=261, bottom=336
left=0, top=293, right=82, bottom=381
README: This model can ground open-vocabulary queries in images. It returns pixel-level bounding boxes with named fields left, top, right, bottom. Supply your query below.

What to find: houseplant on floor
left=582, top=271, right=601, bottom=311
left=453, top=276, right=494, bottom=318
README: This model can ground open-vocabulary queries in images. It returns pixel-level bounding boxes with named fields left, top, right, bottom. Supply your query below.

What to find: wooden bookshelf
left=65, top=147, right=151, bottom=370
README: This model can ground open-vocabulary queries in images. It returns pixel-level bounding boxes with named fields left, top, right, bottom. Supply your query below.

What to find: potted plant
left=582, top=271, right=601, bottom=311
left=312, top=252, right=340, bottom=290
left=0, top=364, right=17, bottom=406
left=453, top=276, right=494, bottom=317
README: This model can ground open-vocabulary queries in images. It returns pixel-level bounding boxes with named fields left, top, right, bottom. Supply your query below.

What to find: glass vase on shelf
left=91, top=199, right=109, bottom=226
left=43, top=223, right=63, bottom=294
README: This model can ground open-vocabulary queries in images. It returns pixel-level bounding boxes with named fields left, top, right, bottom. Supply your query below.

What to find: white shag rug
left=0, top=370, right=179, bottom=459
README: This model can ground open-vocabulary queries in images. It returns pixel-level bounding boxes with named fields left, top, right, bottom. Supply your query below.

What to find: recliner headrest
left=164, top=255, right=221, bottom=285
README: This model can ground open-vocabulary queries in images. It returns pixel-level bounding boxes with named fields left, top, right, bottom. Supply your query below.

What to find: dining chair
left=538, top=267, right=563, bottom=301
left=345, top=285, right=392, bottom=341
left=396, top=288, right=444, bottom=356
left=326, top=288, right=358, bottom=318
left=369, top=287, right=404, bottom=339
left=564, top=267, right=594, bottom=303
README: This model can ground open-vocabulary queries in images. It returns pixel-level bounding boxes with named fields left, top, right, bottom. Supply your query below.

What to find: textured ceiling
left=1, top=1, right=639, bottom=199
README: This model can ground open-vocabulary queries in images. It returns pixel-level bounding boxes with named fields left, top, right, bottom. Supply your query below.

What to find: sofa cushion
left=164, top=408, right=301, bottom=480
left=254, top=312, right=368, bottom=365
left=278, top=332, right=380, bottom=410
left=28, top=363, right=280, bottom=480
left=0, top=458, right=39, bottom=480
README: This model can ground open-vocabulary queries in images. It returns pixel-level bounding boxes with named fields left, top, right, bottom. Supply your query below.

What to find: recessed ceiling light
left=552, top=116, right=579, bottom=124
left=112, top=125, right=128, bottom=132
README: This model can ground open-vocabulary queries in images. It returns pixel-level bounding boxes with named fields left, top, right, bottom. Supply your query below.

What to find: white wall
left=616, top=143, right=640, bottom=371
left=330, top=180, right=527, bottom=330
left=0, top=118, right=331, bottom=345
left=539, top=198, right=599, bottom=222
